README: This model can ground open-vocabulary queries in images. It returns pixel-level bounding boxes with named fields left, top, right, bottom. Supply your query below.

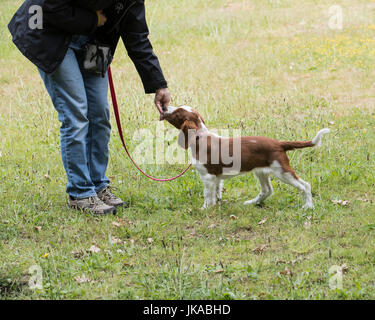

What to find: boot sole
left=100, top=201, right=129, bottom=208
left=67, top=204, right=117, bottom=216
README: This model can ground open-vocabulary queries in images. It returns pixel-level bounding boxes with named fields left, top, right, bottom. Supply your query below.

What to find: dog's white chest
left=192, top=157, right=209, bottom=176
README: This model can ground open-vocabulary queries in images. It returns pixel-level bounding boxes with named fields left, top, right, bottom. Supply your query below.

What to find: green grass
left=1, top=0, right=375, bottom=300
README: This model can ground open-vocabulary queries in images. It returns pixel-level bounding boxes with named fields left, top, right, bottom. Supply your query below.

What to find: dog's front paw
left=201, top=201, right=213, bottom=210
left=302, top=204, right=314, bottom=210
left=302, top=203, right=314, bottom=210
left=244, top=199, right=259, bottom=206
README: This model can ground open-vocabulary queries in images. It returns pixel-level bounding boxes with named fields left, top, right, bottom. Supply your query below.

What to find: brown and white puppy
left=163, top=106, right=329, bottom=209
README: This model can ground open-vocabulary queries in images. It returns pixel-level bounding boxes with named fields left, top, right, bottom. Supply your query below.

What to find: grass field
left=1, top=0, right=375, bottom=300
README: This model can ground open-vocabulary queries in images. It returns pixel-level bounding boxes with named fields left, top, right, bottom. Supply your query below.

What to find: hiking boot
left=97, top=187, right=126, bottom=207
left=68, top=196, right=116, bottom=215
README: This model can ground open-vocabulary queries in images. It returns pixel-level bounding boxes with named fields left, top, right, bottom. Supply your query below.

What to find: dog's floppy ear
left=197, top=112, right=205, bottom=125
left=178, top=120, right=198, bottom=149
left=192, top=109, right=205, bottom=125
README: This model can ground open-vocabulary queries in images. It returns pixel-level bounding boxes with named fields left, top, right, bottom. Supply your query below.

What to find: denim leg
left=38, top=48, right=96, bottom=198
left=82, top=70, right=111, bottom=193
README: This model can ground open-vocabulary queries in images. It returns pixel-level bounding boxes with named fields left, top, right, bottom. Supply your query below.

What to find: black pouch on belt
left=82, top=41, right=113, bottom=78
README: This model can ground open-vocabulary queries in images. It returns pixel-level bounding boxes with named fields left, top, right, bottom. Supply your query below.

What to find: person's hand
left=154, top=88, right=171, bottom=121
left=97, top=10, right=107, bottom=27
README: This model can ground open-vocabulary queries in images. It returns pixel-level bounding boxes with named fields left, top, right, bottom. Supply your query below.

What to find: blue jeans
left=39, top=36, right=111, bottom=198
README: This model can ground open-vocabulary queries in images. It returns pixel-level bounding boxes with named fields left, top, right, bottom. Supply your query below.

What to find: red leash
left=107, top=67, right=192, bottom=182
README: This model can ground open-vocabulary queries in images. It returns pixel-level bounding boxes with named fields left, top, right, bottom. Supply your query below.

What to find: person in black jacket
left=8, top=0, right=171, bottom=215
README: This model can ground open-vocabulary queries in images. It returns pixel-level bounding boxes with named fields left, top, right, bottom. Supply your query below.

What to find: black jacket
left=8, top=0, right=167, bottom=93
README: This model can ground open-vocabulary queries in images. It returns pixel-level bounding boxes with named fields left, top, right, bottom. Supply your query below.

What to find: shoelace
left=89, top=196, right=104, bottom=206
left=101, top=188, right=117, bottom=199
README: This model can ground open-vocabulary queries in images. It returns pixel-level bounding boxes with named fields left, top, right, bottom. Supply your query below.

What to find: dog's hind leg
left=297, top=178, right=313, bottom=209
left=244, top=169, right=273, bottom=206
left=270, top=161, right=313, bottom=209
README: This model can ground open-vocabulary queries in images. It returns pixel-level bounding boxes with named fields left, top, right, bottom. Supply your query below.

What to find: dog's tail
left=281, top=128, right=330, bottom=151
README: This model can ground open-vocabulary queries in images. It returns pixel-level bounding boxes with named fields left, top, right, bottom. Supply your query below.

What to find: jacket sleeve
left=120, top=1, right=167, bottom=94
left=42, top=0, right=98, bottom=35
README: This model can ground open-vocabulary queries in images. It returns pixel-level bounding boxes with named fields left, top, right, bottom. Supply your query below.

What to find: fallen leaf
left=258, top=292, right=266, bottom=297
left=111, top=236, right=124, bottom=245
left=123, top=261, right=135, bottom=268
left=112, top=222, right=122, bottom=227
left=71, top=250, right=85, bottom=259
left=357, top=197, right=373, bottom=203
left=331, top=200, right=350, bottom=206
left=279, top=268, right=292, bottom=276
left=88, top=245, right=101, bottom=253
left=34, top=226, right=42, bottom=232
left=341, top=263, right=349, bottom=273
left=112, top=218, right=127, bottom=227
left=74, top=274, right=93, bottom=284
left=252, top=244, right=267, bottom=255
left=258, top=218, right=268, bottom=225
